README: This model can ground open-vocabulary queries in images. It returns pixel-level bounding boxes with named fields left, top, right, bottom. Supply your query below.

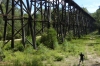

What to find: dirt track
left=65, top=40, right=100, bottom=66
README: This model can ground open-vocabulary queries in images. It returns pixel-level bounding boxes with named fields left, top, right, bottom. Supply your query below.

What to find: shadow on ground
left=88, top=43, right=100, bottom=46
left=91, top=63, right=100, bottom=66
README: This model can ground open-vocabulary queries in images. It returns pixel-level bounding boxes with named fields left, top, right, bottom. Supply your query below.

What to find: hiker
left=79, top=52, right=84, bottom=64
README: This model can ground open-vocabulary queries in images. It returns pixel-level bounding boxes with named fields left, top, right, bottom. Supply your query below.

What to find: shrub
left=40, top=27, right=58, bottom=49
left=3, top=42, right=12, bottom=50
left=54, top=54, right=64, bottom=61
left=13, top=43, right=24, bottom=52
left=15, top=34, right=21, bottom=39
left=24, top=44, right=35, bottom=54
left=0, top=32, right=3, bottom=40
left=0, top=48, right=5, bottom=61
left=66, top=30, right=73, bottom=41
left=62, top=40, right=68, bottom=51
left=4, top=41, right=25, bottom=52
left=39, top=33, right=47, bottom=47
left=13, top=60, right=21, bottom=66
left=36, top=44, right=49, bottom=54
left=36, top=36, right=41, bottom=46
left=6, top=32, right=12, bottom=40
left=31, top=56, right=43, bottom=66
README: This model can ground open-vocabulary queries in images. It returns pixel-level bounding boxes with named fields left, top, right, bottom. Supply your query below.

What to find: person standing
left=79, top=52, right=84, bottom=64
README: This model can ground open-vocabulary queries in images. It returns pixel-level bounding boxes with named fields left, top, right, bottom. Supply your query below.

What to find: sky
left=22, top=0, right=99, bottom=13
left=74, top=0, right=100, bottom=13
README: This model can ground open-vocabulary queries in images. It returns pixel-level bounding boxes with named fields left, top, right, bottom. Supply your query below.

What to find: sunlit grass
left=0, top=31, right=100, bottom=66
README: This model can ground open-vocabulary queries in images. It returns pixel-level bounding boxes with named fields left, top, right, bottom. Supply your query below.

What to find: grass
left=0, top=31, right=100, bottom=66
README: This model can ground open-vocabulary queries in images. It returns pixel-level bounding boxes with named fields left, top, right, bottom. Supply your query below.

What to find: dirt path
left=84, top=39, right=100, bottom=66
left=55, top=38, right=100, bottom=66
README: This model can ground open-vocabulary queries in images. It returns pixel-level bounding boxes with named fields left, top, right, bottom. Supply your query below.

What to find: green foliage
left=36, top=36, right=41, bottom=46
left=40, top=33, right=47, bottom=45
left=31, top=56, right=43, bottom=66
left=40, top=27, right=58, bottom=49
left=0, top=32, right=3, bottom=40
left=0, top=48, right=5, bottom=61
left=95, top=9, right=100, bottom=27
left=13, top=42, right=24, bottom=52
left=3, top=41, right=24, bottom=52
left=5, top=55, right=43, bottom=66
left=0, top=1, right=22, bottom=40
left=82, top=7, right=89, bottom=13
left=6, top=32, right=12, bottom=40
left=3, top=42, right=12, bottom=50
left=2, top=31, right=100, bottom=66
left=61, top=38, right=86, bottom=56
left=93, top=8, right=100, bottom=34
left=66, top=31, right=73, bottom=41
left=62, top=40, right=68, bottom=51
left=13, top=44, right=24, bottom=52
left=36, top=44, right=49, bottom=54
left=0, top=17, right=4, bottom=40
left=54, top=54, right=64, bottom=61
left=24, top=44, right=35, bottom=54
left=36, top=44, right=51, bottom=60
left=13, top=60, right=21, bottom=66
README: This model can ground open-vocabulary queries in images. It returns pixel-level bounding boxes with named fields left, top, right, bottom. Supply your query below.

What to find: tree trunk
left=98, top=28, right=100, bottom=34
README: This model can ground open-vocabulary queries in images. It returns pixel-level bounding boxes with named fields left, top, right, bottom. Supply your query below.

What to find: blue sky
left=74, top=0, right=100, bottom=13
left=22, top=0, right=99, bottom=13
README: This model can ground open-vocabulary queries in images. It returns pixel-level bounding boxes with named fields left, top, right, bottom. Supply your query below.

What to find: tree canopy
left=82, top=7, right=89, bottom=13
left=92, top=7, right=100, bottom=34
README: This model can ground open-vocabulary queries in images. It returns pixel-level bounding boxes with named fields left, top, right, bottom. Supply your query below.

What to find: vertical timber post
left=3, top=0, right=9, bottom=44
left=11, top=0, right=15, bottom=48
left=48, top=0, right=51, bottom=28
left=20, top=0, right=25, bottom=47
left=33, top=0, right=37, bottom=49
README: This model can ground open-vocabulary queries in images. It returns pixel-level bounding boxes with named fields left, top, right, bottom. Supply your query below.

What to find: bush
left=13, top=43, right=24, bottom=52
left=40, top=27, right=58, bottom=49
left=36, top=36, right=41, bottom=46
left=13, top=60, right=21, bottom=66
left=62, top=40, right=68, bottom=51
left=66, top=30, right=73, bottom=41
left=40, top=33, right=47, bottom=45
left=36, top=44, right=52, bottom=60
left=15, top=34, right=21, bottom=39
left=36, top=44, right=49, bottom=54
left=4, top=41, right=24, bottom=52
left=3, top=42, right=12, bottom=50
left=54, top=54, right=64, bottom=61
left=0, top=32, right=3, bottom=40
left=0, top=48, right=5, bottom=61
left=30, top=56, right=43, bottom=66
left=24, top=44, right=35, bottom=54
left=6, top=32, right=12, bottom=40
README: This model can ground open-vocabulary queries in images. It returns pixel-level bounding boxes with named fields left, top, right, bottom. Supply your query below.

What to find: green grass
left=0, top=31, right=100, bottom=66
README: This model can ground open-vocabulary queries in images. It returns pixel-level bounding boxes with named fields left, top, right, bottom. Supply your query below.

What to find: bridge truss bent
left=0, top=0, right=95, bottom=49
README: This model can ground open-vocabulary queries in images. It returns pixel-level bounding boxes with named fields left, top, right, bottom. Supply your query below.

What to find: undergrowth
left=0, top=31, right=100, bottom=66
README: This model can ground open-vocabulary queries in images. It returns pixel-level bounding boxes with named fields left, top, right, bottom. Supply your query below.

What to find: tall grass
left=0, top=31, right=100, bottom=66
left=40, top=27, right=58, bottom=49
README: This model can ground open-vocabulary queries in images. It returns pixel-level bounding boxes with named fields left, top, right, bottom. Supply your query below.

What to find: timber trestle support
left=0, top=0, right=95, bottom=49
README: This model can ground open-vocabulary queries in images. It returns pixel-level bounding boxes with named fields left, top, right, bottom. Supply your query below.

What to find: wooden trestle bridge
left=0, top=0, right=95, bottom=49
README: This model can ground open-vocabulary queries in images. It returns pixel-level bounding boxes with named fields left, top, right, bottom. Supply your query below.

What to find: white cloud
left=83, top=3, right=99, bottom=13
left=74, top=0, right=100, bottom=13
